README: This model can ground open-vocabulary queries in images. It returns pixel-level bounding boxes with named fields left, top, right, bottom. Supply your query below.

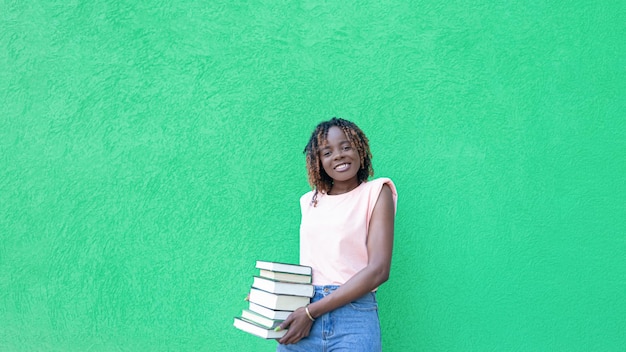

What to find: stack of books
left=233, top=260, right=313, bottom=339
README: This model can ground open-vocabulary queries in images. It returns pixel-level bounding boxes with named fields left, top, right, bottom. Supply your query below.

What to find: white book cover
left=248, top=302, right=292, bottom=321
left=248, top=288, right=310, bottom=311
left=233, top=317, right=286, bottom=339
left=259, top=269, right=312, bottom=284
left=241, top=309, right=282, bottom=329
left=255, top=260, right=312, bottom=276
left=252, top=276, right=314, bottom=297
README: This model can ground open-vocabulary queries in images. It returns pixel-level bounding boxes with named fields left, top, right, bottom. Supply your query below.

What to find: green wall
left=2, top=1, right=624, bottom=351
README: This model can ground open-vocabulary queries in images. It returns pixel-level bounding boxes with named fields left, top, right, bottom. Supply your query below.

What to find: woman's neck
left=328, top=180, right=360, bottom=195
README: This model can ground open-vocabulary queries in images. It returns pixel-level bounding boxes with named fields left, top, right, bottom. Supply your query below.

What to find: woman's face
left=319, top=126, right=361, bottom=187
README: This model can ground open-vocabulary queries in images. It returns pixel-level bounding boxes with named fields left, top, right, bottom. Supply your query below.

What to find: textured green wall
left=2, top=1, right=624, bottom=351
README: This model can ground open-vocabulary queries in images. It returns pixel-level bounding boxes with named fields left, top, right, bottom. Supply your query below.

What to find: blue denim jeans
left=276, top=285, right=381, bottom=352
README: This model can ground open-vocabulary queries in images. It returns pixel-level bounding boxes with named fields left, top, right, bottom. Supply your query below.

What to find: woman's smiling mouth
left=334, top=163, right=350, bottom=171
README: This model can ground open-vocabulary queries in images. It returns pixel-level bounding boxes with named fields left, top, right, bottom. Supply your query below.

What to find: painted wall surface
left=2, top=1, right=624, bottom=351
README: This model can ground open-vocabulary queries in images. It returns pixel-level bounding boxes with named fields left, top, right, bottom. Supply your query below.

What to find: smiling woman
left=319, top=126, right=362, bottom=193
left=276, top=118, right=397, bottom=351
left=303, top=118, right=374, bottom=206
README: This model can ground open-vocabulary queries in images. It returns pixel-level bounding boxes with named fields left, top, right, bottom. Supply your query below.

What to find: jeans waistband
left=314, top=285, right=378, bottom=296
left=314, top=285, right=340, bottom=294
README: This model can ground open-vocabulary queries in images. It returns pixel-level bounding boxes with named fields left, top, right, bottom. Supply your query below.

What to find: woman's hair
left=303, top=117, right=374, bottom=205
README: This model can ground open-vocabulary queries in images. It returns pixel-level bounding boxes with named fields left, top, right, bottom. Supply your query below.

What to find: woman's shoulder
left=365, top=178, right=398, bottom=210
left=366, top=177, right=397, bottom=193
left=368, top=177, right=394, bottom=185
left=299, top=189, right=315, bottom=205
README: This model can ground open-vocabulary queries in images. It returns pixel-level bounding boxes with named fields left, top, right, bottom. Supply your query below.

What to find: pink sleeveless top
left=299, top=178, right=398, bottom=286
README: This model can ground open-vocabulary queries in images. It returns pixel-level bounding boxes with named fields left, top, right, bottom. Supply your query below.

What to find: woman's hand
left=276, top=307, right=314, bottom=345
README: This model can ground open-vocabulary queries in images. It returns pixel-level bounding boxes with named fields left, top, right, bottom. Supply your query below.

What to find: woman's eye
left=323, top=151, right=331, bottom=157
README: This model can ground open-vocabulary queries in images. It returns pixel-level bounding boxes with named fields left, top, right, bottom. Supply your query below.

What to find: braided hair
left=303, top=117, right=374, bottom=206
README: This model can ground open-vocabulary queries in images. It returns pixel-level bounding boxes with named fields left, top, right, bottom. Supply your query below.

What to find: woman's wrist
left=306, top=302, right=323, bottom=320
left=304, top=304, right=315, bottom=321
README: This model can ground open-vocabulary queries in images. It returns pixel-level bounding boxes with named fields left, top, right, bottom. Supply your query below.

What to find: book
left=252, top=276, right=314, bottom=297
left=248, top=302, right=292, bottom=321
left=233, top=317, right=286, bottom=339
left=259, top=269, right=312, bottom=284
left=241, top=309, right=283, bottom=329
left=234, top=260, right=313, bottom=339
left=248, top=288, right=311, bottom=311
left=255, top=260, right=312, bottom=276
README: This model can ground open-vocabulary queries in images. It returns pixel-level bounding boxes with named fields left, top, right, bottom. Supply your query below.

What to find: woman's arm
left=277, top=184, right=395, bottom=345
